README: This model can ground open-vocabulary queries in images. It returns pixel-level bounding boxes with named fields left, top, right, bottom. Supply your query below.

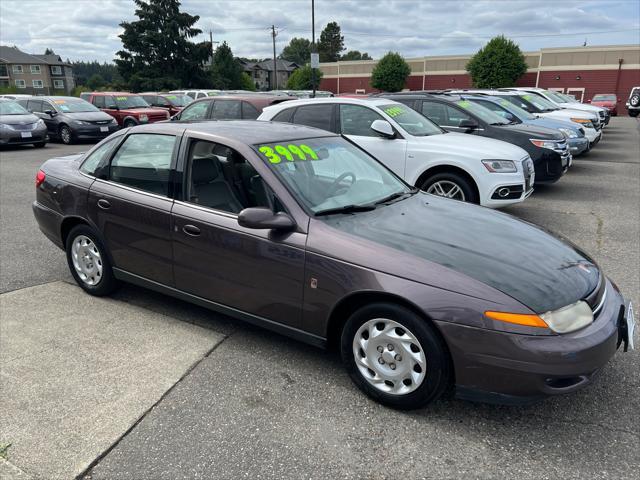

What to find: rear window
left=271, top=108, right=294, bottom=123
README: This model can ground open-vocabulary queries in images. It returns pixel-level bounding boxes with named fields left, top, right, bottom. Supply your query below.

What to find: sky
left=0, top=0, right=638, bottom=63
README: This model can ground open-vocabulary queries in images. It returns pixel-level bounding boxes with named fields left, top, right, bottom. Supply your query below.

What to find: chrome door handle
left=182, top=224, right=201, bottom=236
left=97, top=199, right=111, bottom=210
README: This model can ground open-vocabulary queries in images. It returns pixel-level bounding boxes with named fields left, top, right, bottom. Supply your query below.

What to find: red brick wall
left=424, top=74, right=471, bottom=89
left=516, top=72, right=537, bottom=87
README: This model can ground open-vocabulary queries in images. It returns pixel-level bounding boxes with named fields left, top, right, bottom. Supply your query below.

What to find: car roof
left=135, top=120, right=337, bottom=144
left=36, top=96, right=85, bottom=101
left=89, top=92, right=135, bottom=96
left=263, top=97, right=402, bottom=112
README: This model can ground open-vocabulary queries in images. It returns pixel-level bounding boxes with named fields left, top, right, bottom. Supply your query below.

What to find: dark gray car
left=0, top=99, right=48, bottom=147
left=32, top=121, right=635, bottom=409
left=18, top=96, right=118, bottom=145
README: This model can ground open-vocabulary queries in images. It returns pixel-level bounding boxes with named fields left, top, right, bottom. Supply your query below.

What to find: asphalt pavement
left=0, top=118, right=638, bottom=479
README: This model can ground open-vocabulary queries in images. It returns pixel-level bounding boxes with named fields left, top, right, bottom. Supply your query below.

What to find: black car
left=379, top=93, right=571, bottom=184
left=18, top=96, right=119, bottom=145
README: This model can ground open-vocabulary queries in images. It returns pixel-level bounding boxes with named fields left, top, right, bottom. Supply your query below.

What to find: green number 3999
left=258, top=144, right=319, bottom=164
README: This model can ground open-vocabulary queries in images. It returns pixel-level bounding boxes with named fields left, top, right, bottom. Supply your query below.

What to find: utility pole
left=271, top=25, right=278, bottom=90
left=208, top=29, right=219, bottom=66
left=311, top=0, right=316, bottom=97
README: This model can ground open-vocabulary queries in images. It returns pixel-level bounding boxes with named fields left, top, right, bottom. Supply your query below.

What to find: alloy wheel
left=352, top=318, right=427, bottom=395
left=71, top=235, right=103, bottom=286
left=426, top=180, right=466, bottom=201
left=60, top=126, right=71, bottom=144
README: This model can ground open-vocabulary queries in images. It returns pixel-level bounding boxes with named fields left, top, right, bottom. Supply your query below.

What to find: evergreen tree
left=286, top=65, right=323, bottom=90
left=370, top=52, right=410, bottom=92
left=209, top=42, right=243, bottom=89
left=340, top=50, right=372, bottom=61
left=466, top=36, right=528, bottom=88
left=115, top=0, right=210, bottom=91
left=318, top=22, right=344, bottom=62
left=280, top=37, right=312, bottom=66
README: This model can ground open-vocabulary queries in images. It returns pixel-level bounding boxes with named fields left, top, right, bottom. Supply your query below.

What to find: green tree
left=240, top=72, right=257, bottom=91
left=44, top=48, right=55, bottom=55
left=71, top=85, right=89, bottom=97
left=87, top=74, right=106, bottom=90
left=280, top=37, right=311, bottom=66
left=370, top=52, right=411, bottom=92
left=115, top=0, right=211, bottom=91
left=340, top=50, right=372, bottom=61
left=209, top=42, right=243, bottom=89
left=466, top=35, right=528, bottom=88
left=286, top=65, right=323, bottom=90
left=318, top=22, right=344, bottom=62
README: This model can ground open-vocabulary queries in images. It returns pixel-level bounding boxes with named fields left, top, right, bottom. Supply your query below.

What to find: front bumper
left=436, top=279, right=626, bottom=405
left=568, top=137, right=589, bottom=156
left=479, top=168, right=533, bottom=209
left=583, top=127, right=601, bottom=144
left=70, top=124, right=119, bottom=140
left=0, top=126, right=48, bottom=145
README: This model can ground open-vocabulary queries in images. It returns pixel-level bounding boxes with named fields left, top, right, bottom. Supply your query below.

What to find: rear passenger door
left=210, top=100, right=242, bottom=120
left=87, top=132, right=180, bottom=284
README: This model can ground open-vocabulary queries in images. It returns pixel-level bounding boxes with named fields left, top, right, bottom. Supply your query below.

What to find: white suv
left=259, top=98, right=534, bottom=208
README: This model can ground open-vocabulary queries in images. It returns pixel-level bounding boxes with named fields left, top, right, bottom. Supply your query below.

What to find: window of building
left=13, top=65, right=23, bottom=74
left=30, top=65, right=41, bottom=74
left=0, top=65, right=8, bottom=77
left=53, top=79, right=64, bottom=89
left=32, top=80, right=44, bottom=89
left=15, top=79, right=26, bottom=88
left=51, top=65, right=62, bottom=75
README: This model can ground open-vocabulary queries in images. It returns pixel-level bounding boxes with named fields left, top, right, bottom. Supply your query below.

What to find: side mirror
left=586, top=99, right=591, bottom=103
left=370, top=119, right=395, bottom=139
left=238, top=207, right=295, bottom=231
left=44, top=110, right=56, bottom=117
left=458, top=119, right=478, bottom=132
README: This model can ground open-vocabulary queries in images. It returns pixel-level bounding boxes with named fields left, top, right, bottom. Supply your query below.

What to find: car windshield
left=254, top=136, right=411, bottom=215
left=456, top=100, right=510, bottom=125
left=114, top=95, right=149, bottom=108
left=543, top=90, right=568, bottom=104
left=519, top=93, right=558, bottom=112
left=378, top=103, right=443, bottom=136
left=161, top=94, right=192, bottom=106
left=592, top=94, right=616, bottom=102
left=52, top=99, right=100, bottom=113
left=0, top=100, right=30, bottom=115
left=494, top=98, right=537, bottom=120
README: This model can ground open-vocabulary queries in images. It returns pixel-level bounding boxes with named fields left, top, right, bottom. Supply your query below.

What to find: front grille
left=90, top=120, right=111, bottom=125
left=11, top=123, right=37, bottom=131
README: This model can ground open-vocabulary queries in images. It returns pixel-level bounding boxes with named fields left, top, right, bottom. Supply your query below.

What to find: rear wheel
left=629, top=110, right=639, bottom=118
left=420, top=172, right=477, bottom=203
left=65, top=225, right=118, bottom=296
left=341, top=303, right=452, bottom=410
left=59, top=125, right=73, bottom=145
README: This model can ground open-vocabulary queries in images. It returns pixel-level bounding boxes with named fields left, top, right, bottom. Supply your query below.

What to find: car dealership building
left=319, top=44, right=640, bottom=113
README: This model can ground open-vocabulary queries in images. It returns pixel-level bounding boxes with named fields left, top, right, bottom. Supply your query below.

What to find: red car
left=80, top=92, right=169, bottom=127
left=140, top=92, right=193, bottom=116
left=589, top=94, right=618, bottom=116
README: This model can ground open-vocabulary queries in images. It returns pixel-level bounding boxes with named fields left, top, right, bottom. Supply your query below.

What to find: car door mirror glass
left=238, top=207, right=295, bottom=231
left=370, top=119, right=395, bottom=138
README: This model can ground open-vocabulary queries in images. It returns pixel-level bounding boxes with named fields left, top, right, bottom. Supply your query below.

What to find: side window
left=444, top=105, right=472, bottom=126
left=421, top=101, right=446, bottom=125
left=185, top=140, right=275, bottom=213
left=242, top=101, right=260, bottom=120
left=109, top=134, right=176, bottom=196
left=105, top=96, right=118, bottom=109
left=186, top=92, right=196, bottom=99
left=142, top=95, right=155, bottom=106
left=271, top=108, right=294, bottom=123
left=156, top=96, right=170, bottom=107
left=27, top=100, right=44, bottom=112
left=93, top=96, right=105, bottom=108
left=42, top=102, right=56, bottom=113
left=339, top=104, right=384, bottom=137
left=180, top=101, right=210, bottom=120
left=80, top=137, right=119, bottom=177
left=212, top=100, right=242, bottom=120
left=292, top=104, right=334, bottom=131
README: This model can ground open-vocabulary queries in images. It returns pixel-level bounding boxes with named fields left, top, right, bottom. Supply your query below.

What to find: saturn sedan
left=32, top=121, right=635, bottom=409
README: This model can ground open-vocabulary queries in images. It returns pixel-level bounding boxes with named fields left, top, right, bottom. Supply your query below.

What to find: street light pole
left=311, top=0, right=316, bottom=98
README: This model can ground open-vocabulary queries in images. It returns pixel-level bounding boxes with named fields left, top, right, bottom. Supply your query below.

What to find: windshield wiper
left=314, top=204, right=377, bottom=216
left=373, top=189, right=417, bottom=205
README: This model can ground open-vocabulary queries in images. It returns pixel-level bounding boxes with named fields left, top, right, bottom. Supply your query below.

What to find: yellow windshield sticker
left=116, top=96, right=128, bottom=101
left=522, top=94, right=532, bottom=100
left=54, top=100, right=66, bottom=104
left=458, top=100, right=472, bottom=109
left=165, top=95, right=177, bottom=99
left=384, top=106, right=405, bottom=117
left=259, top=144, right=319, bottom=164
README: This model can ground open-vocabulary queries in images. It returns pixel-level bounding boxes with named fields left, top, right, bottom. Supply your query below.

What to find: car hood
left=0, top=113, right=40, bottom=125
left=413, top=132, right=528, bottom=160
left=63, top=111, right=115, bottom=121
left=310, top=193, right=599, bottom=313
left=559, top=103, right=604, bottom=114
left=543, top=108, right=597, bottom=121
left=591, top=101, right=614, bottom=108
left=526, top=118, right=583, bottom=134
left=497, top=122, right=565, bottom=140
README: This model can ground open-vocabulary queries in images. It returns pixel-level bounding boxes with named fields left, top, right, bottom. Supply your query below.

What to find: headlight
left=570, top=117, right=593, bottom=127
left=36, top=119, right=46, bottom=127
left=540, top=300, right=593, bottom=333
left=73, top=120, right=91, bottom=126
left=0, top=123, right=15, bottom=130
left=485, top=300, right=594, bottom=334
left=558, top=127, right=577, bottom=138
left=139, top=114, right=148, bottom=122
left=481, top=159, right=517, bottom=173
left=530, top=139, right=560, bottom=150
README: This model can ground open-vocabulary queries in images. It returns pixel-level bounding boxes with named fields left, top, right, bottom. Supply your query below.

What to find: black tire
left=340, top=303, right=452, bottom=410
left=65, top=225, right=118, bottom=296
left=420, top=171, right=478, bottom=203
left=629, top=110, right=639, bottom=118
left=123, top=119, right=137, bottom=128
left=34, top=142, right=46, bottom=148
left=59, top=125, right=73, bottom=145
left=630, top=94, right=640, bottom=108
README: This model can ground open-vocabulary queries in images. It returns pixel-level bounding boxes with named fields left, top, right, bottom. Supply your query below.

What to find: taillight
left=35, top=170, right=46, bottom=188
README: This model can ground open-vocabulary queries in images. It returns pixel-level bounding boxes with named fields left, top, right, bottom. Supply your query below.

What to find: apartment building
left=0, top=46, right=75, bottom=94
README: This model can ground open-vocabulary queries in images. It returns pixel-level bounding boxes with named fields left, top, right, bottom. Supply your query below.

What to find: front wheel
left=59, top=125, right=73, bottom=145
left=65, top=225, right=118, bottom=296
left=420, top=172, right=477, bottom=203
left=341, top=303, right=452, bottom=410
left=123, top=119, right=137, bottom=128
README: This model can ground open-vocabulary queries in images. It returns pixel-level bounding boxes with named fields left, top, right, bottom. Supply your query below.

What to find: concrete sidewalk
left=0, top=281, right=225, bottom=479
